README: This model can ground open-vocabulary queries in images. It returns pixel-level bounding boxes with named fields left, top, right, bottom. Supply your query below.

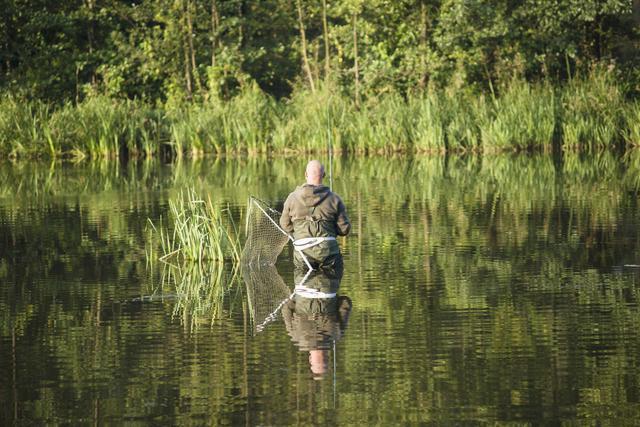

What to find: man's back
left=279, top=160, right=350, bottom=270
left=279, top=183, right=350, bottom=240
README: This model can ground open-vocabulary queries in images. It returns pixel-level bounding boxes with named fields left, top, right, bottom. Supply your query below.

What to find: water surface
left=2, top=153, right=640, bottom=424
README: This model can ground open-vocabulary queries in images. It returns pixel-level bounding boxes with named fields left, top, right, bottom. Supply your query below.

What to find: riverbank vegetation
left=0, top=1, right=638, bottom=158
left=1, top=69, right=639, bottom=158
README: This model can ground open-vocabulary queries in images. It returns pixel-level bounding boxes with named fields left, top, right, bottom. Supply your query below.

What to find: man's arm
left=336, top=198, right=351, bottom=236
left=279, top=195, right=294, bottom=234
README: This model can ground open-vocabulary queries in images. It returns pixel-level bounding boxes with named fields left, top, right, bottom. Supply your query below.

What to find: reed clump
left=0, top=70, right=638, bottom=157
left=622, top=101, right=640, bottom=146
left=0, top=95, right=165, bottom=158
left=145, top=188, right=243, bottom=329
left=482, top=81, right=557, bottom=150
left=271, top=81, right=351, bottom=153
left=147, top=189, right=241, bottom=266
left=560, top=68, right=625, bottom=150
left=167, top=83, right=276, bottom=156
left=0, top=96, right=52, bottom=157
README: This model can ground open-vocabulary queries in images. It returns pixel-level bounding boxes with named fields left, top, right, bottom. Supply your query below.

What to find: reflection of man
left=282, top=266, right=352, bottom=379
left=279, top=160, right=351, bottom=270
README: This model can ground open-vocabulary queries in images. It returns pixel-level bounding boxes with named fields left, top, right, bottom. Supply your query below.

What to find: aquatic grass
left=349, top=94, right=413, bottom=153
left=148, top=188, right=242, bottom=266
left=167, top=84, right=276, bottom=156
left=445, top=93, right=488, bottom=150
left=481, top=81, right=556, bottom=150
left=560, top=68, right=625, bottom=150
left=271, top=82, right=351, bottom=153
left=0, top=96, right=51, bottom=157
left=622, top=101, right=640, bottom=146
left=407, top=95, right=447, bottom=152
left=1, top=74, right=639, bottom=157
left=145, top=188, right=243, bottom=329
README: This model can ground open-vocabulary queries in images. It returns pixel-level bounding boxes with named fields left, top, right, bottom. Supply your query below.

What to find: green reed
left=271, top=81, right=351, bottom=153
left=623, top=101, right=640, bottom=146
left=0, top=96, right=51, bottom=157
left=145, top=188, right=243, bottom=329
left=482, top=81, right=557, bottom=150
left=0, top=71, right=637, bottom=157
left=560, top=67, right=625, bottom=150
left=148, top=188, right=241, bottom=266
left=167, top=83, right=276, bottom=156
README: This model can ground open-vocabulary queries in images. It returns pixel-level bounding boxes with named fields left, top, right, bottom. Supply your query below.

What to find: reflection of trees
left=2, top=153, right=640, bottom=423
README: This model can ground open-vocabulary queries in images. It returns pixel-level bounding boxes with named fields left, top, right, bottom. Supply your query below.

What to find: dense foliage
left=1, top=0, right=638, bottom=104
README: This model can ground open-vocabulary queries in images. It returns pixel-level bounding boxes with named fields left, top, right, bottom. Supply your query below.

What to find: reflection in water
left=156, top=261, right=241, bottom=330
left=284, top=266, right=352, bottom=380
left=4, top=154, right=640, bottom=424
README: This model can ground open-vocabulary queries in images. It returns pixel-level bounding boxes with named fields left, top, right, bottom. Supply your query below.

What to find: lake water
left=2, top=153, right=640, bottom=425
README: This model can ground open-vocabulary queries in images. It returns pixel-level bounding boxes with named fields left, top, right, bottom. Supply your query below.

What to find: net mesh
left=242, top=264, right=293, bottom=333
left=242, top=197, right=290, bottom=267
left=242, top=197, right=293, bottom=333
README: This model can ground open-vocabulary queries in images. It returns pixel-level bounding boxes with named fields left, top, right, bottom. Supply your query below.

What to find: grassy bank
left=1, top=70, right=637, bottom=159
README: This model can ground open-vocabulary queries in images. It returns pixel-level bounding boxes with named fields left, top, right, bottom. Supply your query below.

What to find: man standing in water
left=280, top=160, right=351, bottom=271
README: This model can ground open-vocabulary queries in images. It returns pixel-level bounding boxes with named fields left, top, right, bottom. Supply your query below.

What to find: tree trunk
left=296, top=0, right=315, bottom=92
left=185, top=0, right=203, bottom=95
left=210, top=0, right=219, bottom=67
left=183, top=28, right=193, bottom=101
left=238, top=1, right=245, bottom=48
left=84, top=0, right=97, bottom=86
left=418, top=1, right=429, bottom=89
left=321, top=0, right=330, bottom=77
left=353, top=13, right=360, bottom=107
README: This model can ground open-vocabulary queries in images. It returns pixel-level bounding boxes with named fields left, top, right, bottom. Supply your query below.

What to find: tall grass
left=0, top=70, right=637, bottom=157
left=147, top=188, right=241, bottom=266
left=482, top=81, right=556, bottom=150
left=561, top=68, right=625, bottom=150
left=167, top=83, right=276, bottom=156
left=271, top=82, right=351, bottom=152
left=0, top=95, right=165, bottom=158
left=623, top=101, right=640, bottom=146
left=0, top=97, right=52, bottom=157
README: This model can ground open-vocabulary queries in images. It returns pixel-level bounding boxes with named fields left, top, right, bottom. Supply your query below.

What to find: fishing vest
left=291, top=198, right=340, bottom=262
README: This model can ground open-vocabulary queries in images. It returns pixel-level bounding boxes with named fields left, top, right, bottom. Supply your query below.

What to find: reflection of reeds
left=160, top=262, right=242, bottom=331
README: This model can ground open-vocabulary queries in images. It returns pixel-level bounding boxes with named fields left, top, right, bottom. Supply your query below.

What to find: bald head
left=305, top=160, right=325, bottom=185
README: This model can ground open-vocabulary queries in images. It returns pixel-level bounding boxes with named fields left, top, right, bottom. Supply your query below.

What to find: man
left=280, top=160, right=351, bottom=271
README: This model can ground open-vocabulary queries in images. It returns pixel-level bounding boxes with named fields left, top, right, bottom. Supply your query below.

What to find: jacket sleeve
left=336, top=198, right=351, bottom=236
left=279, top=195, right=294, bottom=234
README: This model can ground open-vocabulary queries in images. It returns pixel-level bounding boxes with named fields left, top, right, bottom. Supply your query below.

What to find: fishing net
left=242, top=263, right=293, bottom=333
left=241, top=197, right=292, bottom=332
left=242, top=197, right=290, bottom=267
left=242, top=196, right=317, bottom=333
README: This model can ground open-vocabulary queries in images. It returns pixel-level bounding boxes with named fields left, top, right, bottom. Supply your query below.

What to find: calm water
left=3, top=154, right=640, bottom=425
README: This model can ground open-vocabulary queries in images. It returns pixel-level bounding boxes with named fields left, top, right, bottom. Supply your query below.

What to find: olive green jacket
left=280, top=184, right=351, bottom=238
left=279, top=184, right=351, bottom=261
